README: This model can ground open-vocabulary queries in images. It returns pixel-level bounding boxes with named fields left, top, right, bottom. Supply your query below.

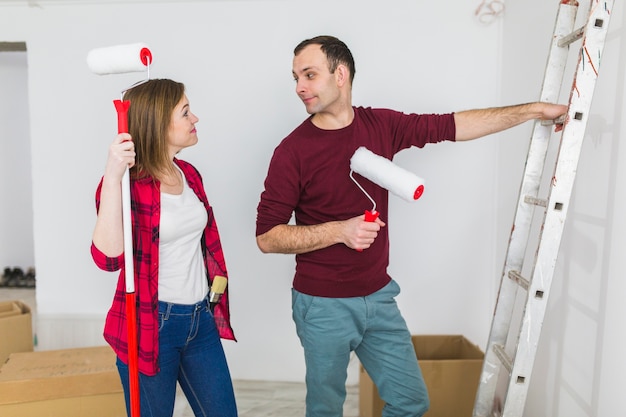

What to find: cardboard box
left=360, top=335, right=484, bottom=417
left=0, top=345, right=126, bottom=417
left=0, top=300, right=34, bottom=365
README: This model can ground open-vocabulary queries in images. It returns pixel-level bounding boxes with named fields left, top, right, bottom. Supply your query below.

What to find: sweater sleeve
left=389, top=110, right=457, bottom=151
left=255, top=144, right=301, bottom=236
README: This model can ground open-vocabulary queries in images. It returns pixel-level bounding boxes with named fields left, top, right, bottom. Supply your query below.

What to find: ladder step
left=558, top=14, right=609, bottom=48
left=493, top=344, right=513, bottom=373
left=507, top=270, right=529, bottom=290
left=523, top=195, right=547, bottom=207
left=540, top=114, right=567, bottom=126
left=558, top=25, right=585, bottom=47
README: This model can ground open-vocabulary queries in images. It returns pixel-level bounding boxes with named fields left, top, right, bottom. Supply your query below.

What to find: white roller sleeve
left=350, top=146, right=425, bottom=201
left=87, top=43, right=152, bottom=75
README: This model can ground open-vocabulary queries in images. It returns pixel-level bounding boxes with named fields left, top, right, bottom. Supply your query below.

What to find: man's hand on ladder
left=539, top=103, right=569, bottom=132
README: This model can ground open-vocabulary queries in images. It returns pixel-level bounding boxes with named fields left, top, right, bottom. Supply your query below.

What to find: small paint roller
left=349, top=146, right=425, bottom=222
left=87, top=42, right=153, bottom=76
left=87, top=42, right=152, bottom=417
left=87, top=43, right=153, bottom=132
left=209, top=275, right=228, bottom=313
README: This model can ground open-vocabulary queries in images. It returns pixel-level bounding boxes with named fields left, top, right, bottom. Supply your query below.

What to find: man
left=255, top=35, right=567, bottom=417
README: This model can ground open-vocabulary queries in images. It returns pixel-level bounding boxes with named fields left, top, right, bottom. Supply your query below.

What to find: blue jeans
left=292, top=279, right=428, bottom=417
left=117, top=295, right=238, bottom=417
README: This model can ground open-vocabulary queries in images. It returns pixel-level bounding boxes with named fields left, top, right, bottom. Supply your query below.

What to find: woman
left=91, top=79, right=238, bottom=417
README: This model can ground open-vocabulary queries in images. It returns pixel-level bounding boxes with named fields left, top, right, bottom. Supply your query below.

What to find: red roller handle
left=125, top=292, right=140, bottom=417
left=364, top=209, right=379, bottom=222
left=114, top=99, right=140, bottom=417
left=114, top=100, right=131, bottom=134
left=357, top=209, right=380, bottom=252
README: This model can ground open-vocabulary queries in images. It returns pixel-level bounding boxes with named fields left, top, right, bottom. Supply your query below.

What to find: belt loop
left=163, top=302, right=173, bottom=320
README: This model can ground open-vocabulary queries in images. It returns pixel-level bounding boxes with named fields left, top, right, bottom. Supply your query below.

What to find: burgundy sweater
left=256, top=107, right=455, bottom=297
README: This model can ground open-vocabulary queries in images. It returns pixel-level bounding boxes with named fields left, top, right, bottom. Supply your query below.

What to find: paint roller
left=87, top=43, right=153, bottom=76
left=349, top=146, right=425, bottom=222
left=87, top=43, right=153, bottom=132
left=87, top=42, right=152, bottom=417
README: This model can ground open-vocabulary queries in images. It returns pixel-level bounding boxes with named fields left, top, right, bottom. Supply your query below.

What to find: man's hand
left=341, top=214, right=386, bottom=251
left=537, top=103, right=568, bottom=132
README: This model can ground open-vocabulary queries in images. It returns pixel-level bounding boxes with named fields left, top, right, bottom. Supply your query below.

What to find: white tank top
left=158, top=168, right=209, bottom=304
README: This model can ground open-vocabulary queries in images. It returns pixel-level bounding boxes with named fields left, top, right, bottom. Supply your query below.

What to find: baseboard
left=35, top=314, right=107, bottom=350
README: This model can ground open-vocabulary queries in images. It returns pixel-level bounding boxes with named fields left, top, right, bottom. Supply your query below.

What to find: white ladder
left=473, top=1, right=615, bottom=416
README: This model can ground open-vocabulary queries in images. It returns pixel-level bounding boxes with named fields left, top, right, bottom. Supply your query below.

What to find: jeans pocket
left=379, top=279, right=401, bottom=301
left=292, top=288, right=320, bottom=323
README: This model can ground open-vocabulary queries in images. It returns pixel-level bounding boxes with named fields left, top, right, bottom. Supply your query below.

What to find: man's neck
left=311, top=105, right=355, bottom=130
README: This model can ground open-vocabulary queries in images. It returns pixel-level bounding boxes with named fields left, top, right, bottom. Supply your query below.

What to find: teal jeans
left=292, top=279, right=429, bottom=417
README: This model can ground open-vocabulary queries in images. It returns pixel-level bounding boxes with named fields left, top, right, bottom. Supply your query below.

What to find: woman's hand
left=104, top=133, right=135, bottom=182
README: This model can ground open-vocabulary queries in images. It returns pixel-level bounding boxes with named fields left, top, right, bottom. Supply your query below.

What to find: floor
left=0, top=287, right=360, bottom=417
left=176, top=380, right=359, bottom=417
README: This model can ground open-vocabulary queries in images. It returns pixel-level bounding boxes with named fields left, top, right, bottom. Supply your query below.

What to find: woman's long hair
left=124, top=78, right=185, bottom=182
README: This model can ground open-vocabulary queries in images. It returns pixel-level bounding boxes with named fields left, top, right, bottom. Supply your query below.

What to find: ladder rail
left=500, top=2, right=614, bottom=415
left=474, top=0, right=615, bottom=415
left=473, top=2, right=578, bottom=415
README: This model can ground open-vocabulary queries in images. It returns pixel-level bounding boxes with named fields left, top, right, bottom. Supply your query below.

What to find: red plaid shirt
left=91, top=158, right=235, bottom=376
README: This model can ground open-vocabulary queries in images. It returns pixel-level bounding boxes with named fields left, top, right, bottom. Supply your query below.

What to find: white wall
left=3, top=1, right=623, bottom=414
left=0, top=0, right=503, bottom=386
left=0, top=50, right=34, bottom=271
